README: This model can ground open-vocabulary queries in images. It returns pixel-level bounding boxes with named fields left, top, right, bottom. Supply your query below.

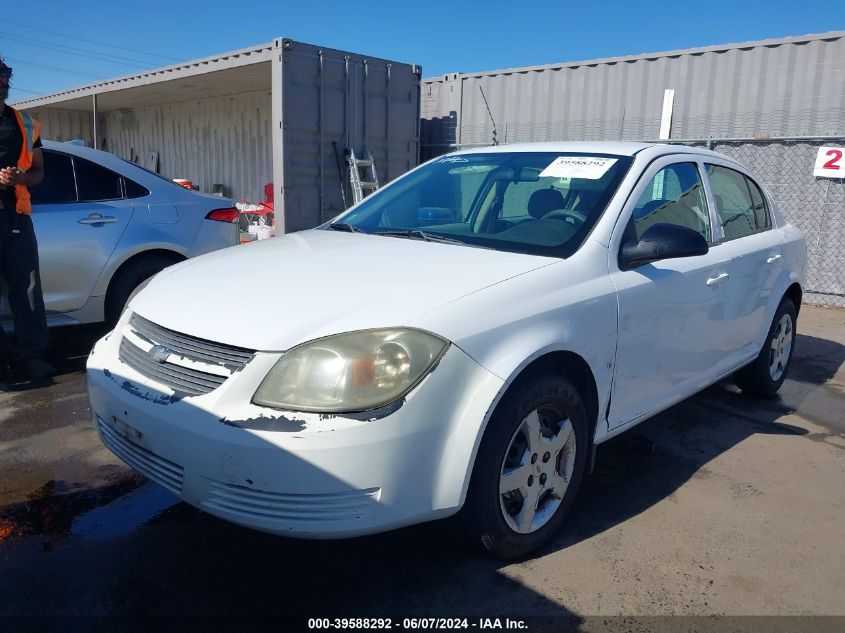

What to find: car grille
left=203, top=482, right=381, bottom=522
left=119, top=313, right=256, bottom=396
left=96, top=416, right=184, bottom=495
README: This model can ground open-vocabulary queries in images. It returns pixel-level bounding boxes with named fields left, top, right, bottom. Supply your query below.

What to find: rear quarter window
left=74, top=157, right=123, bottom=201
left=124, top=178, right=150, bottom=199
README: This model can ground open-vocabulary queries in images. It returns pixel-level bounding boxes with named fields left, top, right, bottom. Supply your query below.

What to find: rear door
left=703, top=161, right=784, bottom=358
left=29, top=149, right=133, bottom=314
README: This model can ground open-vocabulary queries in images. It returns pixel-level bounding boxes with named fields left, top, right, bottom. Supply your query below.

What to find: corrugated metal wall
left=27, top=39, right=421, bottom=233
left=29, top=109, right=93, bottom=145
left=420, top=74, right=460, bottom=161
left=422, top=32, right=845, bottom=152
left=100, top=90, right=273, bottom=202
left=277, top=40, right=421, bottom=232
left=31, top=92, right=273, bottom=203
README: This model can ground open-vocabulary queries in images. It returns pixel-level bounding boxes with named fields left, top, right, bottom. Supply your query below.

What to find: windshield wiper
left=371, top=229, right=466, bottom=245
left=329, top=222, right=366, bottom=233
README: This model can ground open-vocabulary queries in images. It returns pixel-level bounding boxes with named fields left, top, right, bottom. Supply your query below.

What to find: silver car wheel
left=499, top=407, right=576, bottom=534
left=768, top=313, right=794, bottom=382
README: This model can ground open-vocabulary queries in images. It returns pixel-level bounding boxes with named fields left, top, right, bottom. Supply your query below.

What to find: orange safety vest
left=11, top=108, right=41, bottom=215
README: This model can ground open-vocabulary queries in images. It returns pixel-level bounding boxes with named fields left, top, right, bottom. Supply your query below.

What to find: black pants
left=0, top=211, right=48, bottom=361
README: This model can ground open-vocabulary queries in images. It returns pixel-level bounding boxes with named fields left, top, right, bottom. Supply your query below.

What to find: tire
left=104, top=255, right=178, bottom=326
left=464, top=374, right=589, bottom=559
left=734, top=297, right=797, bottom=396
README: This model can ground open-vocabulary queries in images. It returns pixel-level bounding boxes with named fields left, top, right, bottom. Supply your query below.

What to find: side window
left=29, top=150, right=77, bottom=205
left=74, top=157, right=123, bottom=201
left=706, top=165, right=769, bottom=240
left=632, top=162, right=711, bottom=242
left=124, top=178, right=150, bottom=199
left=746, top=177, right=771, bottom=232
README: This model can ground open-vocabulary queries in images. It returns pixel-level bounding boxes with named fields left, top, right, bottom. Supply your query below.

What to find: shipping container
left=421, top=31, right=845, bottom=153
left=15, top=39, right=422, bottom=233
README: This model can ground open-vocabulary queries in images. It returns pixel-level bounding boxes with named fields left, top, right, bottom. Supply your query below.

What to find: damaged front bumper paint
left=86, top=319, right=505, bottom=538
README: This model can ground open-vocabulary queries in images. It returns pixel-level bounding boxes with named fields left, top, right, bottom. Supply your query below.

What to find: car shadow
left=544, top=331, right=845, bottom=555
left=0, top=323, right=108, bottom=392
left=45, top=323, right=111, bottom=375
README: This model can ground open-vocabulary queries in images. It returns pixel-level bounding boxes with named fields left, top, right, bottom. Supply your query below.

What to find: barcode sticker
left=540, top=156, right=617, bottom=180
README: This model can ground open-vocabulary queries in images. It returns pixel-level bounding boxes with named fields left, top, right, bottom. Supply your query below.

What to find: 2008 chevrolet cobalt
left=87, top=142, right=805, bottom=558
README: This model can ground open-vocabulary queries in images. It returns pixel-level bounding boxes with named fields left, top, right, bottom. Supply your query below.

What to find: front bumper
left=86, top=316, right=504, bottom=538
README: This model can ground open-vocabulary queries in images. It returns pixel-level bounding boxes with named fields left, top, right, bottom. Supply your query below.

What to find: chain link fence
left=421, top=136, right=845, bottom=308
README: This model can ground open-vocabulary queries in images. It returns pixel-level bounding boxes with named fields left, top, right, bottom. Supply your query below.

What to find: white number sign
left=813, top=147, right=845, bottom=178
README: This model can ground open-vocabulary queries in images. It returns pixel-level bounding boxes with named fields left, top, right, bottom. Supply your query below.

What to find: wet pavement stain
left=0, top=474, right=146, bottom=545
left=71, top=482, right=180, bottom=541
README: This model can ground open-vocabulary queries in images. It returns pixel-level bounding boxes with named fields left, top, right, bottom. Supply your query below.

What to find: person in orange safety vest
left=0, top=57, right=54, bottom=380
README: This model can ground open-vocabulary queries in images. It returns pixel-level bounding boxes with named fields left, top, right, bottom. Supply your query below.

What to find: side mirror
left=619, top=223, right=708, bottom=270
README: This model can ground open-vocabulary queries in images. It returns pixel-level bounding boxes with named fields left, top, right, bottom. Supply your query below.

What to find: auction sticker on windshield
left=540, top=156, right=617, bottom=179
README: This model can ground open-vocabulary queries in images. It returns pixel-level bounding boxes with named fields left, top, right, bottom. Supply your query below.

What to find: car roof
left=453, top=141, right=652, bottom=156
left=451, top=141, right=734, bottom=163
left=41, top=139, right=132, bottom=168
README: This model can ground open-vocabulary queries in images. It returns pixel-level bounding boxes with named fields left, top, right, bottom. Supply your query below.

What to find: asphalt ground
left=0, top=305, right=843, bottom=628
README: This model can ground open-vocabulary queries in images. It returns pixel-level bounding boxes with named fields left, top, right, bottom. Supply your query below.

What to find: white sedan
left=86, top=142, right=805, bottom=558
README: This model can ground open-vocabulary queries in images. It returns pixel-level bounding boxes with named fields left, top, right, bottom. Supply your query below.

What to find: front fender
left=410, top=254, right=619, bottom=500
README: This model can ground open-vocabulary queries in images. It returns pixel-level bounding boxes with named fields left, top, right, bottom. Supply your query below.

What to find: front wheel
left=464, top=374, right=589, bottom=559
left=734, top=298, right=797, bottom=396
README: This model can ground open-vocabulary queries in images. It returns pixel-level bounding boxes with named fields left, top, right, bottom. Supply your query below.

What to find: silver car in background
left=1, top=140, right=240, bottom=327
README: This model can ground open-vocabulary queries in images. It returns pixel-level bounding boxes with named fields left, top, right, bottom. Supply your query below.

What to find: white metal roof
left=12, top=41, right=277, bottom=111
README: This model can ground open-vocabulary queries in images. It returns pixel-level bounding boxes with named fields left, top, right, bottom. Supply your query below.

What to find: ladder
left=346, top=149, right=380, bottom=205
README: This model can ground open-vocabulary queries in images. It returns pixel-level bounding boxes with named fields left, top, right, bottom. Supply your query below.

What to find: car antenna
left=478, top=85, right=499, bottom=146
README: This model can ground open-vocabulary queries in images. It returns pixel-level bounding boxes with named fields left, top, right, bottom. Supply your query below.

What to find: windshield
left=329, top=152, right=633, bottom=257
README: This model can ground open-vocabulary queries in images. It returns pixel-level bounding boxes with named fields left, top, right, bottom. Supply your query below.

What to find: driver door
left=608, top=157, right=733, bottom=429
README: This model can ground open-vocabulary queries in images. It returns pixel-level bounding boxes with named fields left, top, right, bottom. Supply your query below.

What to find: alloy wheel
left=768, top=313, right=793, bottom=382
left=499, top=406, right=576, bottom=534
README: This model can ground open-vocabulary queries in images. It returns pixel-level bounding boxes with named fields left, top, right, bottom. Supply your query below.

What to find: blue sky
left=4, top=0, right=845, bottom=101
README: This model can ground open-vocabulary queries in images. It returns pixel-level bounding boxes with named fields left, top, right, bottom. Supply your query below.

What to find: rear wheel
left=734, top=297, right=797, bottom=396
left=105, top=255, right=179, bottom=326
left=464, top=374, right=588, bottom=559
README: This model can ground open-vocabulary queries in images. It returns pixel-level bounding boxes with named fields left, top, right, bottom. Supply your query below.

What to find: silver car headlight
left=252, top=328, right=450, bottom=413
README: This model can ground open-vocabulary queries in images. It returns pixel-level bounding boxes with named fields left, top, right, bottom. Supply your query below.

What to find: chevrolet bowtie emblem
left=149, top=345, right=171, bottom=364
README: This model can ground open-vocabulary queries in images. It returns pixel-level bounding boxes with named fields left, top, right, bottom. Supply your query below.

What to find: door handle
left=706, top=272, right=730, bottom=286
left=767, top=253, right=783, bottom=264
left=78, top=214, right=118, bottom=225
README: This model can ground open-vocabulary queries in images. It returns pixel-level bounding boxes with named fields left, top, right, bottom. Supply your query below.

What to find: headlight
left=253, top=329, right=449, bottom=413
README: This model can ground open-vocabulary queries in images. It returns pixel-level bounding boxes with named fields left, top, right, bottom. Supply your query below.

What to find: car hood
left=131, top=229, right=555, bottom=351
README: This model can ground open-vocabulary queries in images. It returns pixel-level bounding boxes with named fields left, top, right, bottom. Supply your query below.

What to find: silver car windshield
left=331, top=152, right=633, bottom=257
